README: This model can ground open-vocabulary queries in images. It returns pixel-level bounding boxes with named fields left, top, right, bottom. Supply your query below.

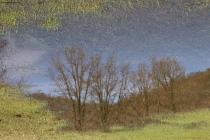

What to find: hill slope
left=1, top=85, right=210, bottom=139
left=0, top=85, right=65, bottom=140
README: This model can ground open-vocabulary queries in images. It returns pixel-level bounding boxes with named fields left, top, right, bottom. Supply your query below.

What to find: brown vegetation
left=50, top=46, right=93, bottom=131
left=0, top=40, right=8, bottom=82
left=90, top=54, right=119, bottom=131
left=150, top=56, right=186, bottom=113
left=29, top=46, right=210, bottom=132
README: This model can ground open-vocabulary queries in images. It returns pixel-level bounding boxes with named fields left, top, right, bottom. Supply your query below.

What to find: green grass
left=1, top=86, right=210, bottom=139
left=0, top=86, right=65, bottom=140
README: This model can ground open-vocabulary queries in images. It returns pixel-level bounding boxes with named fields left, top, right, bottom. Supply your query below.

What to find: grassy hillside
left=1, top=85, right=210, bottom=139
left=0, top=85, right=65, bottom=140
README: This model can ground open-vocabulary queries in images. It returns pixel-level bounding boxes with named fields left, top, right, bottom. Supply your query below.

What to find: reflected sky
left=2, top=2, right=210, bottom=94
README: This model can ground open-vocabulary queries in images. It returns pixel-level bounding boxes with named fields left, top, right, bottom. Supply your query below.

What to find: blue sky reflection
left=2, top=3, right=210, bottom=94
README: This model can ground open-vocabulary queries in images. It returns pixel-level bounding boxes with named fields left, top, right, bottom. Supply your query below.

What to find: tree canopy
left=0, top=0, right=210, bottom=34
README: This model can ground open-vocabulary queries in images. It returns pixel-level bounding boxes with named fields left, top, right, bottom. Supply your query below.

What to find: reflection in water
left=1, top=1, right=210, bottom=93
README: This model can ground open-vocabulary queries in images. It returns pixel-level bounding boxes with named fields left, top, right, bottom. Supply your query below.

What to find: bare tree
left=118, top=61, right=131, bottom=101
left=90, top=54, right=119, bottom=132
left=114, top=61, right=131, bottom=124
left=50, top=46, right=92, bottom=131
left=11, top=75, right=33, bottom=94
left=129, top=63, right=152, bottom=117
left=151, top=57, right=185, bottom=113
left=0, top=40, right=8, bottom=83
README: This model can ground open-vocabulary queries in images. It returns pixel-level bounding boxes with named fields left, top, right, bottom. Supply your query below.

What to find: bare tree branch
left=50, top=46, right=92, bottom=131
left=151, top=56, right=185, bottom=112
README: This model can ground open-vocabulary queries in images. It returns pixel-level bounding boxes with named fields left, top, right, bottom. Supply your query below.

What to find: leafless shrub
left=151, top=56, right=186, bottom=113
left=50, top=46, right=92, bottom=131
left=90, top=54, right=119, bottom=132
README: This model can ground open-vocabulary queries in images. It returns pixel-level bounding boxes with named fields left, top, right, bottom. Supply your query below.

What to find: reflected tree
left=50, top=46, right=92, bottom=131
left=0, top=40, right=8, bottom=82
left=129, top=62, right=152, bottom=117
left=90, top=54, right=119, bottom=132
left=151, top=56, right=185, bottom=113
left=0, top=0, right=208, bottom=34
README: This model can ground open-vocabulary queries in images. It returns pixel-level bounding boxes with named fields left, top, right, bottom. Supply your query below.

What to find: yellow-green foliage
left=1, top=0, right=207, bottom=33
left=0, top=0, right=145, bottom=33
left=0, top=85, right=65, bottom=140
left=162, top=109, right=210, bottom=125
left=1, top=84, right=210, bottom=139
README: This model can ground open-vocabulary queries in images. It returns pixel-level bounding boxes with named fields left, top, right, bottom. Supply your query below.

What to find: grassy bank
left=0, top=86, right=210, bottom=139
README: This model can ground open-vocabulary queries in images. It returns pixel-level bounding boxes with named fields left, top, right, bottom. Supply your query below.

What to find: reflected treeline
left=29, top=46, right=210, bottom=132
left=48, top=46, right=188, bottom=131
left=0, top=0, right=210, bottom=34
